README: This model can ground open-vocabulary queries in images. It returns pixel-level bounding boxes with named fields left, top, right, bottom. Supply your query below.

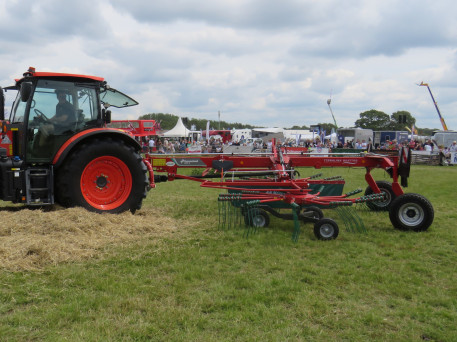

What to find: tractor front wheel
left=55, top=138, right=148, bottom=213
left=389, top=193, right=434, bottom=232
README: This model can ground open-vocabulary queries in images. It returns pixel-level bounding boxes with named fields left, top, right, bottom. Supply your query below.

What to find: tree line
left=139, top=113, right=256, bottom=131
left=139, top=110, right=438, bottom=135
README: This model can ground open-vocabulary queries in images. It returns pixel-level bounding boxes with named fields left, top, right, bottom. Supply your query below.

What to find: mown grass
left=1, top=165, right=456, bottom=341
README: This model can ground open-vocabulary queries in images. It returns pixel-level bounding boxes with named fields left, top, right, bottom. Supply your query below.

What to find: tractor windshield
left=27, top=80, right=101, bottom=161
left=99, top=88, right=138, bottom=108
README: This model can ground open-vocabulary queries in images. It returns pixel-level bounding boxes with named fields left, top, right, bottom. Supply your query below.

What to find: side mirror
left=102, top=109, right=111, bottom=124
left=0, top=87, right=4, bottom=121
left=20, top=82, right=33, bottom=102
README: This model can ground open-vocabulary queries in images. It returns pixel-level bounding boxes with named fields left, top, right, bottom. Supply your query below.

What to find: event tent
left=161, top=117, right=190, bottom=137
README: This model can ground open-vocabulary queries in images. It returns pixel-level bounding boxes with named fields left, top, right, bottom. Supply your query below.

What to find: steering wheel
left=34, top=109, right=51, bottom=123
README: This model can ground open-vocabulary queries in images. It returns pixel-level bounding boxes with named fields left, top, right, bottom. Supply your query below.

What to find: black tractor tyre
left=314, top=218, right=339, bottom=240
left=364, top=180, right=396, bottom=211
left=244, top=208, right=270, bottom=228
left=389, top=193, right=434, bottom=232
left=55, top=137, right=148, bottom=213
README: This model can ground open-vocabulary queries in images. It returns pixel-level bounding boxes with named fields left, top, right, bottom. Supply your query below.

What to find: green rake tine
left=309, top=173, right=323, bottom=179
left=344, top=206, right=366, bottom=233
left=335, top=206, right=357, bottom=233
left=291, top=203, right=301, bottom=242
left=335, top=206, right=367, bottom=233
left=221, top=200, right=227, bottom=230
left=244, top=207, right=253, bottom=238
left=233, top=203, right=239, bottom=228
left=244, top=200, right=262, bottom=238
left=323, top=175, right=344, bottom=181
left=228, top=200, right=233, bottom=229
left=335, top=206, right=354, bottom=232
left=355, top=201, right=370, bottom=212
left=350, top=207, right=367, bottom=233
left=232, top=201, right=239, bottom=228
left=220, top=199, right=226, bottom=230
left=344, top=188, right=363, bottom=197
left=243, top=202, right=253, bottom=238
left=238, top=204, right=245, bottom=227
left=237, top=203, right=243, bottom=226
left=217, top=197, right=222, bottom=229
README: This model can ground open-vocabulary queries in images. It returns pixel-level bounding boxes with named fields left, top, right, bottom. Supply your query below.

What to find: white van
left=432, top=131, right=457, bottom=148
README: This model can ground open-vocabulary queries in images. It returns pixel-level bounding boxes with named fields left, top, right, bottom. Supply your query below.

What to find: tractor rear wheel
left=55, top=138, right=148, bottom=213
left=389, top=193, right=434, bottom=232
left=364, top=180, right=395, bottom=211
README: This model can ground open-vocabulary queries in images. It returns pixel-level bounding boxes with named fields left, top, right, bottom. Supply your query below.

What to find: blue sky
left=1, top=0, right=456, bottom=130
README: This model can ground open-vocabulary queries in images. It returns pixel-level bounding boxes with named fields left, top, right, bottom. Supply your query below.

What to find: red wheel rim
left=81, top=156, right=132, bottom=210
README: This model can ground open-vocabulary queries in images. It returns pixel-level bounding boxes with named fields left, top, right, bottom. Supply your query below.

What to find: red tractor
left=0, top=67, right=150, bottom=213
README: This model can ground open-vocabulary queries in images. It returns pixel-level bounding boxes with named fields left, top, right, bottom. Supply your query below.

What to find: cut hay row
left=0, top=206, right=188, bottom=271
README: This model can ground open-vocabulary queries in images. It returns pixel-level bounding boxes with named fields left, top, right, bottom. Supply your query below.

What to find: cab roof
left=16, top=67, right=104, bottom=84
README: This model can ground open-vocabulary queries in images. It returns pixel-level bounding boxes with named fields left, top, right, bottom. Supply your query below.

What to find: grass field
left=0, top=165, right=456, bottom=341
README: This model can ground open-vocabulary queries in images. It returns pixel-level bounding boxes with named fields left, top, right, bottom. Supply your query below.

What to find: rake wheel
left=314, top=218, right=339, bottom=240
left=364, top=181, right=395, bottom=211
left=244, top=208, right=270, bottom=228
left=389, top=193, right=434, bottom=232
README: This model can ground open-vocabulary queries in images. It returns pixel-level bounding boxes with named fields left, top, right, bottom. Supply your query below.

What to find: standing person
left=424, top=141, right=432, bottom=152
left=148, top=136, right=155, bottom=153
left=446, top=141, right=457, bottom=164
left=157, top=140, right=164, bottom=154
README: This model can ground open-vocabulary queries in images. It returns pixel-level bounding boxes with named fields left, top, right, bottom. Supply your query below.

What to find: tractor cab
left=0, top=68, right=147, bottom=210
left=1, top=67, right=138, bottom=163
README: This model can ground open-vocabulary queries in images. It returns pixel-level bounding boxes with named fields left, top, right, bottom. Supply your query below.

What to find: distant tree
left=139, top=113, right=256, bottom=131
left=417, top=127, right=439, bottom=136
left=139, top=111, right=438, bottom=135
left=316, top=123, right=337, bottom=134
left=355, top=110, right=391, bottom=130
left=139, top=113, right=178, bottom=130
left=390, top=111, right=416, bottom=131
left=285, top=125, right=310, bottom=130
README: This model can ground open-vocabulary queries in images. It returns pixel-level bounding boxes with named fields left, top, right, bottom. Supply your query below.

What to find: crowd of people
left=141, top=137, right=225, bottom=154
left=136, top=136, right=457, bottom=163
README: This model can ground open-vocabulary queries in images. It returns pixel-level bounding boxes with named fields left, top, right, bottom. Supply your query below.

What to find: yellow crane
left=418, top=82, right=448, bottom=131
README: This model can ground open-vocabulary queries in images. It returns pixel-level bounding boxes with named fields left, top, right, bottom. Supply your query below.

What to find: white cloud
left=1, top=0, right=457, bottom=130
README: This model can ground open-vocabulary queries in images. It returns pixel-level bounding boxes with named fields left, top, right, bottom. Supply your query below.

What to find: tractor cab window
left=10, top=91, right=27, bottom=123
left=27, top=80, right=100, bottom=161
left=99, top=87, right=138, bottom=108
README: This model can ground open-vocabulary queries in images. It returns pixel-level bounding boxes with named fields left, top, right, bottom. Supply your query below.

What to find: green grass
left=1, top=165, right=457, bottom=341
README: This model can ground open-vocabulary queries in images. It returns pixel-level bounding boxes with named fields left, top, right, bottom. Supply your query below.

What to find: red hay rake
left=145, top=141, right=434, bottom=241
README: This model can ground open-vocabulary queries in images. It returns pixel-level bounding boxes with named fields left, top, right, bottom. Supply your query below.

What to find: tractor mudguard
left=52, top=128, right=141, bottom=168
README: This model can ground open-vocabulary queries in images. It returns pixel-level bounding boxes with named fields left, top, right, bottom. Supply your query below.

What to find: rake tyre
left=364, top=181, right=395, bottom=211
left=244, top=208, right=270, bottom=228
left=389, top=193, right=434, bottom=232
left=55, top=138, right=148, bottom=213
left=302, top=206, right=324, bottom=221
left=314, top=218, right=339, bottom=240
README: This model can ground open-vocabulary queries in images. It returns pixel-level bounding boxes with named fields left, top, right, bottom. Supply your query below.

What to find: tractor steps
left=25, top=167, right=54, bottom=205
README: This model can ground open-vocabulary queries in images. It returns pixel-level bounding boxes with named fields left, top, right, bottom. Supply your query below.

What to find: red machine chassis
left=146, top=151, right=403, bottom=197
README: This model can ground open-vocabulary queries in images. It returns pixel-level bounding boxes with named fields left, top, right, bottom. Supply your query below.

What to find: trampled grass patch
left=0, top=165, right=456, bottom=341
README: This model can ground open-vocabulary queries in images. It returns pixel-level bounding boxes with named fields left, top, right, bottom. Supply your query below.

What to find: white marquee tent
left=161, top=117, right=190, bottom=137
